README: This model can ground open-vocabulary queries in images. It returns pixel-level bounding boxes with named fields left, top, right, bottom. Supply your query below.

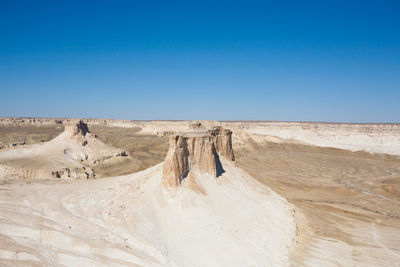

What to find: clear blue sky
left=1, top=1, right=399, bottom=122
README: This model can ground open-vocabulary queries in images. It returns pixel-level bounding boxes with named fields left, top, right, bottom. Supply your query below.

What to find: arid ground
left=0, top=120, right=399, bottom=266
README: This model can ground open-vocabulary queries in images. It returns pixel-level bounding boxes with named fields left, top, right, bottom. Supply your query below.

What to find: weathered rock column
left=162, top=135, right=190, bottom=187
left=64, top=120, right=90, bottom=137
left=186, top=136, right=217, bottom=177
left=162, top=127, right=235, bottom=188
left=209, top=127, right=235, bottom=161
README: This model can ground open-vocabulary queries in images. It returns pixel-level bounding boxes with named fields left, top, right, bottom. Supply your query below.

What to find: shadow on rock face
left=214, top=151, right=225, bottom=177
left=162, top=125, right=233, bottom=188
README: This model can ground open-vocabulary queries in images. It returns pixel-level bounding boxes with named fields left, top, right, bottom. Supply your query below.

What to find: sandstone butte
left=162, top=125, right=235, bottom=187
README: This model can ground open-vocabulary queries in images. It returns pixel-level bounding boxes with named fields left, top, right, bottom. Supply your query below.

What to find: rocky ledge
left=162, top=126, right=235, bottom=187
left=64, top=120, right=90, bottom=137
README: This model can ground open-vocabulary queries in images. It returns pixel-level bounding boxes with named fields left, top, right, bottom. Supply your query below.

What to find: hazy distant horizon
left=1, top=1, right=399, bottom=122
left=1, top=116, right=400, bottom=125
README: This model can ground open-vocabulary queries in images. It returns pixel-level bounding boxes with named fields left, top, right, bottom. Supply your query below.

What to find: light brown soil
left=0, top=125, right=169, bottom=178
left=235, top=139, right=400, bottom=264
left=89, top=125, right=169, bottom=176
left=0, top=125, right=63, bottom=145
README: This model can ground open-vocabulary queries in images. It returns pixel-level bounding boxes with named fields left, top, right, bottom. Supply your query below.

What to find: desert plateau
left=0, top=118, right=399, bottom=266
left=2, top=1, right=399, bottom=266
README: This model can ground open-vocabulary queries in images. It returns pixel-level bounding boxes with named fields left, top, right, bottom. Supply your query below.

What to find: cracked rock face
left=162, top=126, right=234, bottom=187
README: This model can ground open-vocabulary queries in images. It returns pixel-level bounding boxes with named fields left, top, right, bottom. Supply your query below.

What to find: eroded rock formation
left=0, top=120, right=129, bottom=180
left=209, top=126, right=235, bottom=161
left=162, top=126, right=234, bottom=187
left=64, top=120, right=90, bottom=136
left=51, top=167, right=95, bottom=179
left=189, top=121, right=203, bottom=130
left=0, top=165, right=95, bottom=180
left=61, top=120, right=129, bottom=166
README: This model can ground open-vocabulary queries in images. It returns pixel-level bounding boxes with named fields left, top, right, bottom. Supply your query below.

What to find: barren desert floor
left=235, top=140, right=400, bottom=265
left=0, top=121, right=399, bottom=266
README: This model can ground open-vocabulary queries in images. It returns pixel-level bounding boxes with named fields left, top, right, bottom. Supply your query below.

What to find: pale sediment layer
left=0, top=160, right=297, bottom=266
left=224, top=121, right=400, bottom=155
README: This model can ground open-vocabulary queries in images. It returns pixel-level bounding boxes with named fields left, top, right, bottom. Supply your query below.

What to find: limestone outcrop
left=0, top=120, right=129, bottom=180
left=0, top=165, right=95, bottom=180
left=209, top=126, right=235, bottom=161
left=189, top=122, right=203, bottom=130
left=162, top=126, right=234, bottom=187
left=162, top=135, right=190, bottom=187
left=64, top=120, right=90, bottom=136
left=59, top=120, right=129, bottom=166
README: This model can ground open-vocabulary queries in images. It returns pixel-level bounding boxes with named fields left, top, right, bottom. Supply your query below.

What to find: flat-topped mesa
left=162, top=126, right=234, bottom=188
left=64, top=120, right=90, bottom=137
left=188, top=123, right=234, bottom=160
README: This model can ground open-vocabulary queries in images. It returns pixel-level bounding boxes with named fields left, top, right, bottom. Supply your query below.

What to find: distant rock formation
left=64, top=120, right=90, bottom=136
left=189, top=121, right=203, bottom=130
left=0, top=165, right=95, bottom=180
left=60, top=120, right=129, bottom=167
left=0, top=117, right=146, bottom=128
left=162, top=126, right=234, bottom=187
left=51, top=167, right=95, bottom=179
left=0, top=120, right=129, bottom=180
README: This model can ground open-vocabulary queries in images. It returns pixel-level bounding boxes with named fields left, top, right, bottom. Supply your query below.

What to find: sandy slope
left=235, top=138, right=400, bottom=266
left=0, top=159, right=296, bottom=267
